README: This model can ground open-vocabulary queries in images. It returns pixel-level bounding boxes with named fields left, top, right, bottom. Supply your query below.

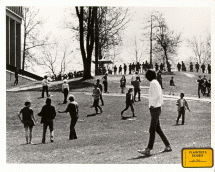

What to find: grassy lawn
left=6, top=87, right=210, bottom=163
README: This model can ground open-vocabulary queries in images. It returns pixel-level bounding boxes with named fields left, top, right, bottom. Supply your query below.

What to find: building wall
left=6, top=7, right=22, bottom=69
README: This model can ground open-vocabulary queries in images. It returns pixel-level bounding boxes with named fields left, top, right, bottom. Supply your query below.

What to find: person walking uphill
left=38, top=98, right=56, bottom=143
left=41, top=75, right=50, bottom=98
left=62, top=79, right=69, bottom=104
left=138, top=70, right=172, bottom=156
left=58, top=95, right=79, bottom=140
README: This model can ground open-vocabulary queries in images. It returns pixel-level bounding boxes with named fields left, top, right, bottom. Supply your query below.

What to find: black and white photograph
left=2, top=0, right=214, bottom=171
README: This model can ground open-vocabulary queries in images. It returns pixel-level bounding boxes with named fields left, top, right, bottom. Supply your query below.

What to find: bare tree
left=22, top=7, right=48, bottom=70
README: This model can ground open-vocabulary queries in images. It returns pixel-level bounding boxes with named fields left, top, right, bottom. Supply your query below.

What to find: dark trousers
left=176, top=107, right=185, bottom=124
left=63, top=89, right=69, bottom=103
left=100, top=94, right=104, bottom=105
left=94, top=99, right=102, bottom=113
left=198, top=85, right=202, bottom=98
left=147, top=107, right=170, bottom=150
left=122, top=102, right=134, bottom=114
left=42, top=120, right=54, bottom=143
left=157, top=79, right=163, bottom=89
left=70, top=118, right=78, bottom=140
left=14, top=76, right=18, bottom=85
left=134, top=88, right=141, bottom=101
left=103, top=81, right=108, bottom=93
left=42, top=86, right=49, bottom=97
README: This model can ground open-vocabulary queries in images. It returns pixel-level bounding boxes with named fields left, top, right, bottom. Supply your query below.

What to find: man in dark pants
left=96, top=79, right=104, bottom=106
left=197, top=76, right=203, bottom=98
left=102, top=73, right=108, bottom=93
left=42, top=75, right=50, bottom=98
left=138, top=70, right=172, bottom=156
left=133, top=77, right=141, bottom=101
left=38, top=98, right=56, bottom=143
left=59, top=95, right=79, bottom=140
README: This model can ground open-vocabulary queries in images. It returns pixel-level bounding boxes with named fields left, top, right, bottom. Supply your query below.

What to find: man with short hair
left=138, top=70, right=172, bottom=156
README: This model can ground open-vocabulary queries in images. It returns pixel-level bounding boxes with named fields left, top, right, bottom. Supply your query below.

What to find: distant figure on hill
left=208, top=64, right=211, bottom=74
left=206, top=79, right=211, bottom=96
left=156, top=70, right=164, bottom=89
left=62, top=79, right=69, bottom=104
left=177, top=62, right=181, bottom=71
left=155, top=63, right=159, bottom=71
left=195, top=62, right=199, bottom=72
left=119, top=65, right=122, bottom=75
left=14, top=68, right=19, bottom=85
left=41, top=75, right=50, bottom=98
left=96, top=79, right=104, bottom=106
left=190, top=62, right=193, bottom=72
left=169, top=76, right=175, bottom=95
left=129, top=63, right=132, bottom=74
left=133, top=76, right=141, bottom=101
left=92, top=84, right=103, bottom=114
left=102, top=73, right=108, bottom=93
left=18, top=101, right=36, bottom=144
left=114, top=65, right=117, bottom=75
left=201, top=63, right=205, bottom=73
left=197, top=76, right=203, bottom=98
left=124, top=63, right=127, bottom=75
left=176, top=93, right=190, bottom=125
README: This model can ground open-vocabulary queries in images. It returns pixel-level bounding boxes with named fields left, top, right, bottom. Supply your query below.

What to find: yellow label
left=182, top=148, right=213, bottom=168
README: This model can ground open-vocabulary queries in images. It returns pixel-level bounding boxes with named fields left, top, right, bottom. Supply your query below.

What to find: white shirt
left=62, top=83, right=69, bottom=91
left=131, top=74, right=140, bottom=82
left=42, top=79, right=49, bottom=86
left=149, top=79, right=163, bottom=108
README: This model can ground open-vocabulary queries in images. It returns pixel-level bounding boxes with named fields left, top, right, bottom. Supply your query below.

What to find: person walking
left=38, top=98, right=56, bottom=143
left=176, top=93, right=190, bottom=125
left=133, top=77, right=141, bottom=101
left=197, top=76, right=203, bottom=98
left=138, top=70, right=172, bottom=156
left=96, top=79, right=104, bottom=106
left=14, top=68, right=19, bottom=85
left=121, top=88, right=136, bottom=118
left=62, top=79, right=69, bottom=104
left=58, top=95, right=79, bottom=140
left=18, top=101, right=36, bottom=144
left=169, top=76, right=175, bottom=95
left=92, top=84, right=103, bottom=114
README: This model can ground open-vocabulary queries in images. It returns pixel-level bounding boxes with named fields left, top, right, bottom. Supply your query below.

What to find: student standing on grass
left=120, top=75, right=126, bottom=93
left=121, top=88, right=136, bottom=118
left=92, top=84, right=103, bottom=114
left=102, top=73, right=108, bottom=93
left=197, top=76, right=203, bottom=98
left=138, top=70, right=172, bottom=156
left=176, top=93, right=190, bottom=125
left=133, top=77, right=141, bottom=101
left=96, top=79, right=104, bottom=106
left=62, top=79, right=69, bottom=104
left=58, top=95, right=79, bottom=140
left=169, top=76, right=175, bottom=95
left=18, top=101, right=36, bottom=144
left=38, top=98, right=56, bottom=143
left=42, top=75, right=50, bottom=98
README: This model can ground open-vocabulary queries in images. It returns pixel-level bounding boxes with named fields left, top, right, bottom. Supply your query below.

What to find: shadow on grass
left=121, top=116, right=135, bottom=120
left=86, top=113, right=97, bottom=117
left=128, top=151, right=166, bottom=160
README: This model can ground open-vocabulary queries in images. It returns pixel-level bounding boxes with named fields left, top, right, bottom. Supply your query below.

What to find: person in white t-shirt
left=41, top=76, right=50, bottom=98
left=138, top=70, right=172, bottom=156
left=62, top=79, right=69, bottom=104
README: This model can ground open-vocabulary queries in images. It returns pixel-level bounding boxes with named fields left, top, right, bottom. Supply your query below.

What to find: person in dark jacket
left=58, top=95, right=79, bottom=140
left=38, top=98, right=56, bottom=143
left=96, top=79, right=104, bottom=106
left=14, top=68, right=19, bottom=85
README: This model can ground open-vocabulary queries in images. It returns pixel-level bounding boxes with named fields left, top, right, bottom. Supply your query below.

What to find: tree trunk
left=22, top=32, right=27, bottom=70
left=95, top=7, right=99, bottom=75
left=150, top=16, right=153, bottom=65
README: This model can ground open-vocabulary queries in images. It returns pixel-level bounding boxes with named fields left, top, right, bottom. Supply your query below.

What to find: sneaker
left=50, top=140, right=54, bottom=143
left=163, top=146, right=172, bottom=152
left=138, top=148, right=150, bottom=156
left=100, top=108, right=103, bottom=113
left=29, top=142, right=34, bottom=144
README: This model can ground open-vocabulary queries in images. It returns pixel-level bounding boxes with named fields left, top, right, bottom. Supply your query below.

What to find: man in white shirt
left=42, top=76, right=50, bottom=98
left=138, top=70, right=172, bottom=156
left=62, top=79, right=69, bottom=104
left=131, top=71, right=140, bottom=86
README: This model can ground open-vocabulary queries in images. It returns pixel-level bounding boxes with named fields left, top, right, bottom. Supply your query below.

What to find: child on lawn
left=176, top=93, right=190, bottom=125
left=121, top=88, right=136, bottom=118
left=169, top=76, right=175, bottom=95
left=92, top=84, right=103, bottom=114
left=18, top=101, right=36, bottom=144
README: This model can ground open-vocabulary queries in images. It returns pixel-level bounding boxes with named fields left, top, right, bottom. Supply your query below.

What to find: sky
left=23, top=5, right=211, bottom=76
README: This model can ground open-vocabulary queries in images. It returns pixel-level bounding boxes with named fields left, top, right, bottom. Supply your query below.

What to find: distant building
left=6, top=6, right=23, bottom=69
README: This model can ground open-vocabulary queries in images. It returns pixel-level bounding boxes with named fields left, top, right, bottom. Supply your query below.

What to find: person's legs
left=42, top=86, right=45, bottom=97
left=138, top=90, right=141, bottom=101
left=94, top=99, right=99, bottom=113
left=176, top=110, right=182, bottom=124
left=64, top=89, right=68, bottom=103
left=129, top=103, right=135, bottom=117
left=121, top=102, right=129, bottom=116
left=100, top=94, right=104, bottom=105
left=134, top=88, right=137, bottom=101
left=198, top=86, right=201, bottom=98
left=24, top=126, right=29, bottom=144
left=49, top=121, right=54, bottom=142
left=70, top=118, right=78, bottom=140
left=181, top=109, right=185, bottom=125
left=29, top=125, right=33, bottom=143
left=42, top=123, right=48, bottom=143
left=45, top=86, right=49, bottom=97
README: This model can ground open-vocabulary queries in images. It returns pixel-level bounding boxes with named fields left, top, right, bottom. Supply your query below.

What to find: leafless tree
left=22, top=7, right=48, bottom=70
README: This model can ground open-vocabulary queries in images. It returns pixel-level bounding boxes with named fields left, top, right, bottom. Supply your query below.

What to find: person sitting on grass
left=169, top=76, right=175, bottom=95
left=92, top=84, right=103, bottom=114
left=121, top=88, right=136, bottom=118
left=176, top=93, right=190, bottom=125
left=62, top=79, right=69, bottom=104
left=18, top=101, right=36, bottom=144
left=58, top=95, right=79, bottom=140
left=38, top=98, right=56, bottom=144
